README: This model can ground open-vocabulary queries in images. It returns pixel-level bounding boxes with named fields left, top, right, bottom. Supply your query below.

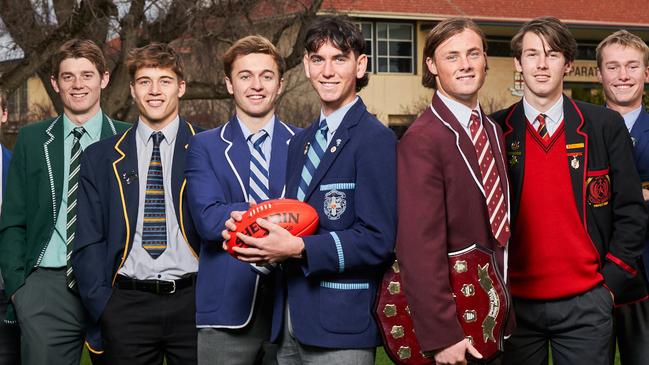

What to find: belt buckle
left=157, top=279, right=176, bottom=294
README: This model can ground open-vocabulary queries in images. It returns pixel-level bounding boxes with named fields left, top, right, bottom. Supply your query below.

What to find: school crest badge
left=324, top=189, right=346, bottom=220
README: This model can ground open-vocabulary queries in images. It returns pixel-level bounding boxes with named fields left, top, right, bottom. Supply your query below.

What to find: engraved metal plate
left=463, top=310, right=477, bottom=323
left=405, top=305, right=410, bottom=315
left=392, top=260, right=400, bottom=273
left=397, top=346, right=412, bottom=360
left=454, top=260, right=468, bottom=273
left=388, top=281, right=401, bottom=295
left=391, top=325, right=405, bottom=339
left=461, top=283, right=475, bottom=297
left=383, top=304, right=397, bottom=317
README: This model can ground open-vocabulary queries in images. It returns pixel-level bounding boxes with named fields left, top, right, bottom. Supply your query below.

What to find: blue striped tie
left=248, top=130, right=270, bottom=204
left=297, top=120, right=328, bottom=201
left=142, top=131, right=167, bottom=259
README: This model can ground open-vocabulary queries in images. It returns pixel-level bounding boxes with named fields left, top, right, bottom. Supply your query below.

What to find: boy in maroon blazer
left=397, top=18, right=513, bottom=365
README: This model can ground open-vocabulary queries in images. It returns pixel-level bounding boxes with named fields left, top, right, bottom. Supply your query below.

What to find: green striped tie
left=66, top=127, right=85, bottom=290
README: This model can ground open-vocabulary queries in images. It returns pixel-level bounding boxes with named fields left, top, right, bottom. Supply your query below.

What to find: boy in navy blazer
left=72, top=43, right=202, bottom=365
left=597, top=30, right=649, bottom=365
left=226, top=16, right=397, bottom=364
left=185, top=35, right=298, bottom=365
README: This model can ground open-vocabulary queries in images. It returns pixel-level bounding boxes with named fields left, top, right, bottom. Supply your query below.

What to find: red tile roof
left=325, top=0, right=649, bottom=27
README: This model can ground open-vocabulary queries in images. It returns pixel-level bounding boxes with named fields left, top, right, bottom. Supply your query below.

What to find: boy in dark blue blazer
left=185, top=35, right=298, bottom=365
left=597, top=29, right=649, bottom=365
left=226, top=16, right=397, bottom=364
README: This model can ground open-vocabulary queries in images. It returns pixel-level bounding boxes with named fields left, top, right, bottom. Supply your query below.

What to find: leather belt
left=115, top=274, right=195, bottom=294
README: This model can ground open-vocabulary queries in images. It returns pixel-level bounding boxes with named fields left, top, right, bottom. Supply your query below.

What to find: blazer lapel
left=44, top=116, right=64, bottom=224
left=112, top=126, right=139, bottom=243
left=502, top=101, right=526, bottom=222
left=302, top=100, right=365, bottom=200
left=171, top=119, right=195, bottom=224
left=100, top=113, right=119, bottom=139
left=269, top=119, right=294, bottom=198
left=430, top=93, right=484, bottom=196
left=563, top=96, right=587, bottom=222
left=221, top=116, right=250, bottom=201
left=631, top=110, right=649, bottom=176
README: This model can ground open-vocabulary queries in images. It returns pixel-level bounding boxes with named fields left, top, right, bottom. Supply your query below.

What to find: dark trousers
left=13, top=268, right=89, bottom=365
left=610, top=299, right=649, bottom=365
left=503, top=285, right=613, bottom=365
left=0, top=290, right=20, bottom=365
left=101, top=282, right=198, bottom=365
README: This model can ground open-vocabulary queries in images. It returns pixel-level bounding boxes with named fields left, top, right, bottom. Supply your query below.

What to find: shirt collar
left=436, top=91, right=481, bottom=128
left=319, top=97, right=358, bottom=132
left=137, top=116, right=180, bottom=146
left=63, top=109, right=103, bottom=140
left=523, top=96, right=563, bottom=126
left=237, top=115, right=276, bottom=141
left=616, top=105, right=642, bottom=132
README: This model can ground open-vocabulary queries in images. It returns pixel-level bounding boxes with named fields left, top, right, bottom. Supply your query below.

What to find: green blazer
left=0, top=113, right=130, bottom=322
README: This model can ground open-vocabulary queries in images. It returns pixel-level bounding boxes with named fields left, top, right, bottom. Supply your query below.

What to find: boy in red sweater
left=491, top=17, right=647, bottom=365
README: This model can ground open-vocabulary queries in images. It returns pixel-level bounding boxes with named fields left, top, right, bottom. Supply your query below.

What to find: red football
left=226, top=198, right=319, bottom=255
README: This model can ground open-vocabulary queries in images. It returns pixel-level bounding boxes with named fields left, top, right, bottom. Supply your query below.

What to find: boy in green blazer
left=0, top=39, right=129, bottom=365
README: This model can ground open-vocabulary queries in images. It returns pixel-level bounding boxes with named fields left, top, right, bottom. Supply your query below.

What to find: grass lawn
left=81, top=345, right=621, bottom=364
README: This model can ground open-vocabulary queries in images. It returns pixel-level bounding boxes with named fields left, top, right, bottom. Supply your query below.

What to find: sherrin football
left=226, top=198, right=319, bottom=255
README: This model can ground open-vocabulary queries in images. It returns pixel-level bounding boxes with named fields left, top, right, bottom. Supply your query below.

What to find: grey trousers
left=198, top=281, right=277, bottom=365
left=503, top=285, right=613, bottom=365
left=610, top=299, right=649, bottom=365
left=276, top=314, right=374, bottom=365
left=13, top=268, right=89, bottom=365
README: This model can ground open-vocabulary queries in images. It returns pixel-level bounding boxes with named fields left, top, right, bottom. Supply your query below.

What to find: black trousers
left=0, top=290, right=20, bottom=365
left=101, top=282, right=198, bottom=365
left=610, top=299, right=649, bottom=365
left=503, top=285, right=613, bottom=365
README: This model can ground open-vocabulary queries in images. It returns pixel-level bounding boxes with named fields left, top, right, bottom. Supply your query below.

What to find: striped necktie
left=536, top=113, right=550, bottom=141
left=297, top=120, right=328, bottom=201
left=248, top=130, right=270, bottom=204
left=142, top=131, right=167, bottom=259
left=469, top=110, right=510, bottom=246
left=66, top=126, right=85, bottom=290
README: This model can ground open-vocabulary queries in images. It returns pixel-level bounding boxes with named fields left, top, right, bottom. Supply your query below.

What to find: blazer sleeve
left=185, top=135, right=249, bottom=242
left=72, top=150, right=113, bottom=322
left=0, top=130, right=29, bottom=298
left=300, top=125, right=397, bottom=276
left=599, top=117, right=649, bottom=299
left=395, top=127, right=465, bottom=353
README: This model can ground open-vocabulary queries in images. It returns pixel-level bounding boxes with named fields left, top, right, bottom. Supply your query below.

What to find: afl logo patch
left=324, top=189, right=346, bottom=220
left=586, top=175, right=610, bottom=207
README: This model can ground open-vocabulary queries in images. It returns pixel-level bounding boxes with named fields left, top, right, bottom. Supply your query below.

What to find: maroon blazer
left=396, top=93, right=514, bottom=353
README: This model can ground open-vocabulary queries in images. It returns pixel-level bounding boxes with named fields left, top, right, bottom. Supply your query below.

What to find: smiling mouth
left=457, top=75, right=475, bottom=81
left=146, top=100, right=164, bottom=107
left=247, top=95, right=266, bottom=100
left=613, top=84, right=635, bottom=90
left=533, top=75, right=551, bottom=81
left=70, top=92, right=88, bottom=99
left=319, top=81, right=339, bottom=88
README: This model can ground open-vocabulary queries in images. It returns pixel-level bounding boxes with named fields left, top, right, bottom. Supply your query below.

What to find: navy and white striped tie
left=248, top=130, right=270, bottom=204
left=297, top=120, right=328, bottom=201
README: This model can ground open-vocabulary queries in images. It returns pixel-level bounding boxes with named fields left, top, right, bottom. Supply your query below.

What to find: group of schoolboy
left=0, top=13, right=647, bottom=365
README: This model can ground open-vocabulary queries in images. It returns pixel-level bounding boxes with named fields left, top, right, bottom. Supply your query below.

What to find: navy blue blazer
left=185, top=115, right=298, bottom=327
left=72, top=119, right=202, bottom=323
left=2, top=145, right=10, bottom=193
left=271, top=98, right=397, bottom=348
left=630, top=109, right=649, bottom=282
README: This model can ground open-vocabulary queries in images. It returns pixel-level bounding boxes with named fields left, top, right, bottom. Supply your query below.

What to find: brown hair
left=511, top=17, right=576, bottom=63
left=304, top=15, right=369, bottom=91
left=126, top=43, right=184, bottom=81
left=51, top=39, right=107, bottom=77
left=596, top=29, right=649, bottom=68
left=422, top=18, right=487, bottom=89
left=223, top=35, right=286, bottom=78
left=0, top=89, right=6, bottom=112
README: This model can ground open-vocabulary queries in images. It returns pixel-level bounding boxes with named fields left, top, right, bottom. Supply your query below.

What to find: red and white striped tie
left=469, top=110, right=510, bottom=246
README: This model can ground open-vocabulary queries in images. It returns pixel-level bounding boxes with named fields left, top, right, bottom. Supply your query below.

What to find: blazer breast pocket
left=586, top=167, right=611, bottom=208
left=316, top=182, right=355, bottom=230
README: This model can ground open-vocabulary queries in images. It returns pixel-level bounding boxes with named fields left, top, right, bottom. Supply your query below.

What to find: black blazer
left=491, top=95, right=648, bottom=304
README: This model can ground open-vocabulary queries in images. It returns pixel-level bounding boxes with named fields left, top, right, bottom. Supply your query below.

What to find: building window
left=355, top=21, right=414, bottom=74
left=6, top=80, right=28, bottom=122
left=356, top=22, right=374, bottom=72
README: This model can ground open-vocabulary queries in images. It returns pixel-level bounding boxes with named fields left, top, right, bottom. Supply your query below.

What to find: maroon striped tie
left=536, top=113, right=550, bottom=141
left=469, top=110, right=510, bottom=246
